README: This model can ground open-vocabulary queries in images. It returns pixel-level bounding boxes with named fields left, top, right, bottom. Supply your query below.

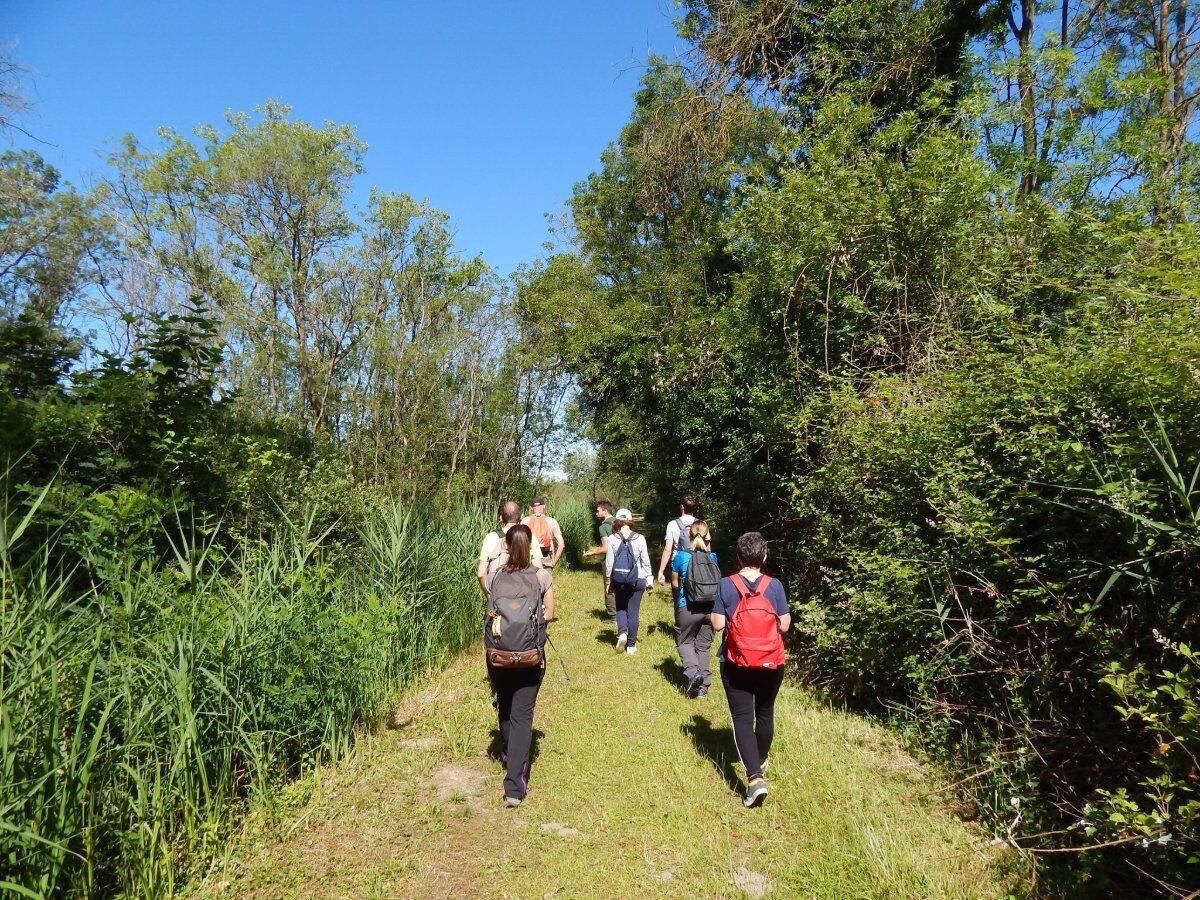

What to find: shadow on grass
left=587, top=608, right=615, bottom=623
left=654, top=656, right=688, bottom=694
left=487, top=727, right=545, bottom=770
left=594, top=628, right=619, bottom=647
left=682, top=714, right=741, bottom=795
left=648, top=620, right=674, bottom=639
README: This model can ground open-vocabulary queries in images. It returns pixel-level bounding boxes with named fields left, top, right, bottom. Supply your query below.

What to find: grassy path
left=198, top=567, right=1015, bottom=898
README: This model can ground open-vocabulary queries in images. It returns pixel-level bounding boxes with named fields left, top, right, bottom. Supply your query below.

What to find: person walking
left=671, top=520, right=720, bottom=698
left=478, top=500, right=544, bottom=598
left=484, top=524, right=555, bottom=807
left=656, top=493, right=700, bottom=587
left=603, top=508, right=653, bottom=654
left=522, top=497, right=565, bottom=569
left=710, top=532, right=790, bottom=808
left=583, top=499, right=617, bottom=621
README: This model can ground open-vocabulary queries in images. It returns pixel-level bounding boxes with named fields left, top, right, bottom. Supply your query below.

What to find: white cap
left=615, top=508, right=633, bottom=520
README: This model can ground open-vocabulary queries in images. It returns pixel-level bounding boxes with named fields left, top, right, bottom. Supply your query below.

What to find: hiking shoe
left=626, top=645, right=639, bottom=655
left=743, top=777, right=768, bottom=808
left=686, top=673, right=704, bottom=697
left=615, top=632, right=628, bottom=652
left=696, top=686, right=708, bottom=699
left=505, top=796, right=522, bottom=808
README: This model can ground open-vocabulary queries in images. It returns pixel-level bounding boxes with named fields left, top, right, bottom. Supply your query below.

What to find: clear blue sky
left=5, top=1, right=684, bottom=275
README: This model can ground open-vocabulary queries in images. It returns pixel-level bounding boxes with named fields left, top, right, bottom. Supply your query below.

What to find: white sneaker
left=616, top=633, right=628, bottom=652
left=626, top=645, right=639, bottom=655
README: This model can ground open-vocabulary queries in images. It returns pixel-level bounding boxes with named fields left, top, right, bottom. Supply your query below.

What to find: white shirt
left=604, top=530, right=653, bottom=582
left=478, top=525, right=544, bottom=567
left=665, top=514, right=698, bottom=550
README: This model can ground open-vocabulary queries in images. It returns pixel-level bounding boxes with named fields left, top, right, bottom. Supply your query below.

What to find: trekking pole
left=545, top=632, right=571, bottom=684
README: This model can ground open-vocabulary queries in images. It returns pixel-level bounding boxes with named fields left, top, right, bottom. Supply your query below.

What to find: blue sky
left=5, top=1, right=684, bottom=275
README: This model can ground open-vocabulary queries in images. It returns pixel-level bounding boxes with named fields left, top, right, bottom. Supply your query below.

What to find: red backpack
left=726, top=574, right=786, bottom=669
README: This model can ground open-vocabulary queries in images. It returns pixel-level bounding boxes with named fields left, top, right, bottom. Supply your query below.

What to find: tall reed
left=0, top=494, right=487, bottom=896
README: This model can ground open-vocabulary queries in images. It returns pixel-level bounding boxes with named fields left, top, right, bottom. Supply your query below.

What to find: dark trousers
left=613, top=579, right=645, bottom=646
left=721, top=661, right=784, bottom=781
left=488, top=664, right=544, bottom=798
left=675, top=604, right=714, bottom=687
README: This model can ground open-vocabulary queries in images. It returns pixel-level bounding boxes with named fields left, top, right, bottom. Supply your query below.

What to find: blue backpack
left=611, top=534, right=639, bottom=587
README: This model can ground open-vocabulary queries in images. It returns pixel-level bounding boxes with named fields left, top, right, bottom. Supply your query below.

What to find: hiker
left=484, top=523, right=555, bottom=808
left=478, top=500, right=544, bottom=598
left=656, top=493, right=701, bottom=586
left=522, top=497, right=564, bottom=569
left=671, top=520, right=719, bottom=698
left=710, top=531, right=790, bottom=808
left=603, top=508, right=653, bottom=654
left=583, top=499, right=617, bottom=621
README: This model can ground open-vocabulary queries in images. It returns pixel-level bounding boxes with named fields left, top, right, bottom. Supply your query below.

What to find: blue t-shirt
left=672, top=549, right=719, bottom=608
left=714, top=573, right=789, bottom=660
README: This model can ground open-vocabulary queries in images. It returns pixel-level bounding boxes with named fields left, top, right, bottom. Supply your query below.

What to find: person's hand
left=645, top=583, right=654, bottom=594
left=606, top=583, right=614, bottom=596
left=657, top=573, right=666, bottom=585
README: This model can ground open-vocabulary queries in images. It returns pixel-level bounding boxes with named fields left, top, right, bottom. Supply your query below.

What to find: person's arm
left=476, top=537, right=493, bottom=598
left=551, top=520, right=565, bottom=566
left=477, top=557, right=490, bottom=599
left=584, top=533, right=608, bottom=558
left=710, top=579, right=729, bottom=631
left=543, top=584, right=556, bottom=622
left=773, top=581, right=791, bottom=633
left=640, top=537, right=654, bottom=592
left=657, top=525, right=675, bottom=584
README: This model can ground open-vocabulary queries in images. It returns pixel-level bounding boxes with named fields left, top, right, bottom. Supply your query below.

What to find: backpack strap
left=730, top=573, right=770, bottom=598
left=675, top=516, right=689, bottom=549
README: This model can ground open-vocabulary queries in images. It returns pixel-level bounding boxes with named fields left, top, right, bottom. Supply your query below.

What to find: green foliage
left=535, top=1, right=1200, bottom=890
left=0, top=490, right=486, bottom=896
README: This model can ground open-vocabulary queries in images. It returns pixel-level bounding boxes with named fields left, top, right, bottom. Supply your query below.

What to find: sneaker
left=505, top=796, right=522, bottom=808
left=686, top=673, right=704, bottom=697
left=626, top=645, right=639, bottom=655
left=743, top=777, right=768, bottom=808
left=696, top=686, right=708, bottom=699
left=615, top=632, right=628, bottom=652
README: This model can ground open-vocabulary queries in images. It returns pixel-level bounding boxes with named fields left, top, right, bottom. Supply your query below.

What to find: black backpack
left=684, top=551, right=721, bottom=607
left=483, top=568, right=546, bottom=668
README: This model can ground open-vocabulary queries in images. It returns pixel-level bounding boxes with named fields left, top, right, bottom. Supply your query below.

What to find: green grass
left=0, top=496, right=487, bottom=897
left=199, top=567, right=1022, bottom=898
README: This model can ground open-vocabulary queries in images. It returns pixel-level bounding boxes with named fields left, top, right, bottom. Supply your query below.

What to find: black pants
left=721, top=661, right=784, bottom=781
left=489, top=664, right=544, bottom=798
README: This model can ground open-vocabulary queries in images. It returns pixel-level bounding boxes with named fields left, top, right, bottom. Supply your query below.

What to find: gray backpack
left=484, top=568, right=546, bottom=668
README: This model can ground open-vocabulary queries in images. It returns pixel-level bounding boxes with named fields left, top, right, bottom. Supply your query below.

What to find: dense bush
left=0, top=495, right=487, bottom=896
left=786, top=299, right=1199, bottom=883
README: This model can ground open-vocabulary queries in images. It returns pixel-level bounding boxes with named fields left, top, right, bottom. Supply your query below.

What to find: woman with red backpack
left=710, top=532, right=791, bottom=808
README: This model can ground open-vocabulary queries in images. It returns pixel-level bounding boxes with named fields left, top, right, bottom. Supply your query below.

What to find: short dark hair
left=504, top=524, right=533, bottom=571
left=680, top=493, right=699, bottom=516
left=500, top=500, right=522, bottom=524
left=596, top=499, right=614, bottom=515
left=736, top=531, right=768, bottom=567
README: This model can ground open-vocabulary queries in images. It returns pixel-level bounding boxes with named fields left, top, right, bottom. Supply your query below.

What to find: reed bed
left=0, top=496, right=487, bottom=897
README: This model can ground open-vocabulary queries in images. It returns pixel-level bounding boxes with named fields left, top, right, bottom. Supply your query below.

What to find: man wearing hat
left=522, top=497, right=564, bottom=569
